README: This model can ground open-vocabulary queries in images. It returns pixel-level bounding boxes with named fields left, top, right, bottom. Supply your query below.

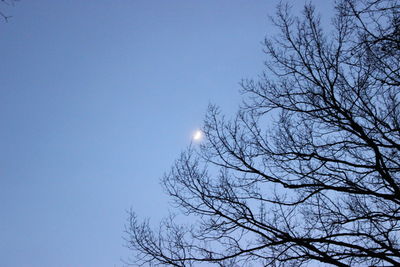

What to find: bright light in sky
left=193, top=130, right=203, bottom=141
left=0, top=1, right=279, bottom=266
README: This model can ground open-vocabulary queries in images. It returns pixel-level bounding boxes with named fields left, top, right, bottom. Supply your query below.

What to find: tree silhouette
left=126, top=0, right=400, bottom=266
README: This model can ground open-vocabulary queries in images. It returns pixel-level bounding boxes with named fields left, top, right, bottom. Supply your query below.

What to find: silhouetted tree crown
left=126, top=0, right=400, bottom=266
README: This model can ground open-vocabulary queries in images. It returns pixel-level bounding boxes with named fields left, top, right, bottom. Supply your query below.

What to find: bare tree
left=125, top=0, right=400, bottom=266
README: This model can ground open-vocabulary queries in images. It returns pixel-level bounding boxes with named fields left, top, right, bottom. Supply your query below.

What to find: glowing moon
left=193, top=130, right=203, bottom=141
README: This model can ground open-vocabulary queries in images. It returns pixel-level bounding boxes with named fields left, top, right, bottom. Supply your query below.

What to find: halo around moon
left=193, top=130, right=203, bottom=141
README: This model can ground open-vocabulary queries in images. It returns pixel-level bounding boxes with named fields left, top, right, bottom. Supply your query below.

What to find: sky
left=0, top=1, right=333, bottom=266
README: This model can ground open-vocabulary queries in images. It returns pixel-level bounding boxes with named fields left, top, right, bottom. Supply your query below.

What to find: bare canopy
left=126, top=0, right=400, bottom=266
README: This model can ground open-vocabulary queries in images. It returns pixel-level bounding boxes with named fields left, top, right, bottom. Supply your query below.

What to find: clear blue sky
left=0, top=1, right=333, bottom=266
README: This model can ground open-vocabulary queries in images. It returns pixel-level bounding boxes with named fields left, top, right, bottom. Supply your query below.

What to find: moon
left=193, top=130, right=203, bottom=141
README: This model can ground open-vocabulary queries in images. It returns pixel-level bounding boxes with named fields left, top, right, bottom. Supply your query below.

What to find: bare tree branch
left=126, top=1, right=400, bottom=266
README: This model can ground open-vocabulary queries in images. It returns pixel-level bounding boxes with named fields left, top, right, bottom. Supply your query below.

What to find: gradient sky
left=0, top=1, right=333, bottom=266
